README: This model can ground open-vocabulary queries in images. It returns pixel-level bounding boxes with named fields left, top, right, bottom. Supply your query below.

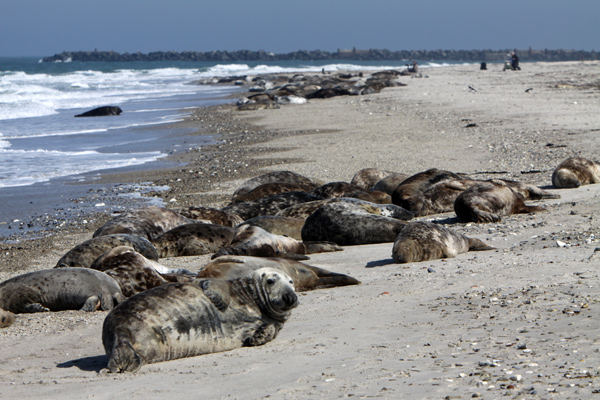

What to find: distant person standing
left=511, top=51, right=521, bottom=70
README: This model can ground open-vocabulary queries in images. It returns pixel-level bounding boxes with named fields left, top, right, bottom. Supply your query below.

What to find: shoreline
left=1, top=61, right=600, bottom=398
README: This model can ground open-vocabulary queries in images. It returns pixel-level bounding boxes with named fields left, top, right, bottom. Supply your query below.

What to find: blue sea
left=0, top=57, right=464, bottom=236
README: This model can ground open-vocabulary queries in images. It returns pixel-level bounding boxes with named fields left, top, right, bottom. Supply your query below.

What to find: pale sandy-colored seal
left=55, top=234, right=159, bottom=269
left=93, top=206, right=193, bottom=240
left=238, top=215, right=305, bottom=240
left=199, top=255, right=360, bottom=291
left=392, top=221, right=495, bottom=263
left=102, top=268, right=298, bottom=373
left=222, top=192, right=324, bottom=220
left=90, top=246, right=193, bottom=297
left=174, top=206, right=243, bottom=227
left=231, top=170, right=323, bottom=201
left=213, top=225, right=308, bottom=259
left=454, top=180, right=547, bottom=223
left=552, top=157, right=600, bottom=188
left=301, top=202, right=410, bottom=246
left=0, top=268, right=125, bottom=313
left=350, top=168, right=394, bottom=191
left=1, top=308, right=15, bottom=328
left=230, top=182, right=319, bottom=204
left=151, top=223, right=237, bottom=258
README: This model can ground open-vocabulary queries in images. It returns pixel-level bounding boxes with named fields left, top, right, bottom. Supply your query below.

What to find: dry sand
left=1, top=61, right=599, bottom=399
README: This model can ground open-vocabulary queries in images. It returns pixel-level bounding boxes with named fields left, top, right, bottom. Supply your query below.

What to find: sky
left=1, top=0, right=598, bottom=57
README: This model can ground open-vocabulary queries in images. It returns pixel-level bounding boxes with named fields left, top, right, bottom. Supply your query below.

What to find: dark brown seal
left=199, top=255, right=360, bottom=291
left=372, top=173, right=410, bottom=195
left=231, top=170, right=323, bottom=200
left=93, top=206, right=193, bottom=240
left=392, top=221, right=495, bottom=263
left=0, top=268, right=125, bottom=313
left=151, top=223, right=237, bottom=258
left=552, top=157, right=600, bottom=188
left=391, top=168, right=463, bottom=212
left=102, top=268, right=298, bottom=373
left=301, top=202, right=410, bottom=246
left=454, top=181, right=547, bottom=223
left=350, top=168, right=394, bottom=191
left=55, top=234, right=159, bottom=269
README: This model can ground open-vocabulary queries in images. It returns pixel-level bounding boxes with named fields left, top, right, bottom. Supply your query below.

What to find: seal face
left=552, top=157, right=600, bottom=188
left=55, top=234, right=158, bottom=269
left=392, top=221, right=495, bottom=263
left=0, top=308, right=15, bottom=328
left=454, top=181, right=546, bottom=223
left=102, top=268, right=298, bottom=373
left=151, top=223, right=237, bottom=258
left=93, top=206, right=193, bottom=240
left=301, top=202, right=410, bottom=246
left=212, top=225, right=307, bottom=259
left=0, top=268, right=125, bottom=313
left=199, top=255, right=360, bottom=291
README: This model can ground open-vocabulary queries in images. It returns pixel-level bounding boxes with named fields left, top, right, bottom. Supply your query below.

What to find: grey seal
left=238, top=215, right=305, bottom=240
left=350, top=168, right=394, bottom=191
left=212, top=225, right=308, bottom=259
left=222, top=192, right=323, bottom=221
left=301, top=202, right=411, bottom=246
left=552, top=157, right=600, bottom=188
left=93, top=206, right=193, bottom=240
left=454, top=180, right=547, bottom=223
left=151, top=223, right=237, bottom=258
left=55, top=234, right=159, bottom=269
left=199, top=255, right=360, bottom=291
left=230, top=182, right=319, bottom=204
left=231, top=171, right=323, bottom=201
left=0, top=268, right=125, bottom=313
left=102, top=268, right=298, bottom=373
left=391, top=168, right=463, bottom=212
left=392, top=221, right=495, bottom=263
left=174, top=206, right=244, bottom=227
left=277, top=197, right=414, bottom=220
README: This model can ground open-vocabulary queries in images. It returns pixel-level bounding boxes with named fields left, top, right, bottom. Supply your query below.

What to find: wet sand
left=1, top=61, right=599, bottom=399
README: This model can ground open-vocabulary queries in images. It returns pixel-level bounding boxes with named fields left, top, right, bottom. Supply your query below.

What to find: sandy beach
left=1, top=61, right=599, bottom=399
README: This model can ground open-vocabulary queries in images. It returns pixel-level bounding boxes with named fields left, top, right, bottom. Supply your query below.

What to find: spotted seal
left=392, top=221, right=495, bottom=263
left=231, top=171, right=323, bottom=201
left=222, top=192, right=324, bottom=221
left=372, top=173, right=409, bottom=195
left=212, top=225, right=307, bottom=259
left=238, top=215, right=305, bottom=240
left=0, top=268, right=125, bottom=313
left=350, top=168, right=394, bottom=191
left=230, top=182, right=319, bottom=204
left=199, top=255, right=360, bottom=291
left=102, top=268, right=298, bottom=373
left=454, top=180, right=547, bottom=223
left=552, top=157, right=600, bottom=188
left=93, top=206, right=193, bottom=240
left=301, top=202, right=410, bottom=246
left=151, top=223, right=237, bottom=258
left=55, top=234, right=159, bottom=269
left=277, top=197, right=414, bottom=220
left=174, top=206, right=243, bottom=227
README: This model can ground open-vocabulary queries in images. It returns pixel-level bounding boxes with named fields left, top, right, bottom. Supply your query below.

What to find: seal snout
left=282, top=287, right=299, bottom=309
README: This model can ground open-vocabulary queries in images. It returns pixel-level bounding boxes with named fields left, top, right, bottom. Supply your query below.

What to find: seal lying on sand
left=102, top=268, right=298, bottom=373
left=454, top=181, right=547, bottom=223
left=552, top=157, right=600, bottom=188
left=391, top=168, right=463, bottom=212
left=1, top=309, right=15, bottom=328
left=93, top=206, right=193, bottom=240
left=350, top=168, right=394, bottom=191
left=212, top=225, right=308, bottom=259
left=90, top=246, right=193, bottom=297
left=0, top=268, right=125, bottom=313
left=231, top=170, right=323, bottom=201
left=151, top=223, right=237, bottom=258
left=55, top=234, right=159, bottom=269
left=392, top=221, right=495, bottom=263
left=230, top=182, right=319, bottom=204
left=372, top=173, right=409, bottom=195
left=222, top=192, right=324, bottom=221
left=238, top=216, right=305, bottom=240
left=301, top=202, right=410, bottom=246
left=277, top=197, right=413, bottom=220
left=199, top=255, right=360, bottom=291
left=175, top=206, right=244, bottom=227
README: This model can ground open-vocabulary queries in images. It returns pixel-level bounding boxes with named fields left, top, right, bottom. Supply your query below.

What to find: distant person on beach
left=511, top=52, right=521, bottom=70
left=408, top=61, right=418, bottom=73
left=480, top=62, right=487, bottom=70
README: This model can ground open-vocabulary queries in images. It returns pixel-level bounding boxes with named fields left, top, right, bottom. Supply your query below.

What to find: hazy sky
left=1, top=0, right=598, bottom=57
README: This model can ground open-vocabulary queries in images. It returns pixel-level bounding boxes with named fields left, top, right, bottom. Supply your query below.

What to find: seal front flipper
left=467, top=238, right=496, bottom=252
left=22, top=303, right=50, bottom=313
left=197, top=279, right=231, bottom=311
left=305, top=265, right=361, bottom=288
left=244, top=323, right=277, bottom=346
left=107, top=334, right=143, bottom=373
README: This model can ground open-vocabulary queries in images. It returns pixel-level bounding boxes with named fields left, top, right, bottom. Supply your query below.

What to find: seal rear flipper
left=198, top=279, right=231, bottom=311
left=305, top=265, right=361, bottom=288
left=81, top=295, right=102, bottom=312
left=468, top=238, right=496, bottom=251
left=303, top=241, right=344, bottom=254
left=244, top=323, right=278, bottom=346
left=22, top=303, right=50, bottom=313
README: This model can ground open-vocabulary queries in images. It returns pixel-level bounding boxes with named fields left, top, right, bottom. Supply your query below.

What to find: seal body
left=74, top=106, right=122, bottom=117
left=454, top=181, right=546, bottom=223
left=93, top=206, right=193, bottom=240
left=222, top=192, right=323, bottom=220
left=0, top=268, right=124, bottom=313
left=392, top=221, right=494, bottom=263
left=350, top=168, right=393, bottom=191
left=230, top=182, right=319, bottom=204
left=151, top=223, right=237, bottom=258
left=200, top=255, right=360, bottom=291
left=212, top=225, right=307, bottom=259
left=231, top=171, right=323, bottom=201
left=372, top=173, right=409, bottom=195
left=391, top=168, right=463, bottom=212
left=102, top=268, right=298, bottom=373
left=301, top=202, right=410, bottom=246
left=277, top=197, right=413, bottom=220
left=55, top=234, right=158, bottom=268
left=175, top=206, right=244, bottom=227
left=238, top=216, right=305, bottom=240
left=552, top=157, right=600, bottom=188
